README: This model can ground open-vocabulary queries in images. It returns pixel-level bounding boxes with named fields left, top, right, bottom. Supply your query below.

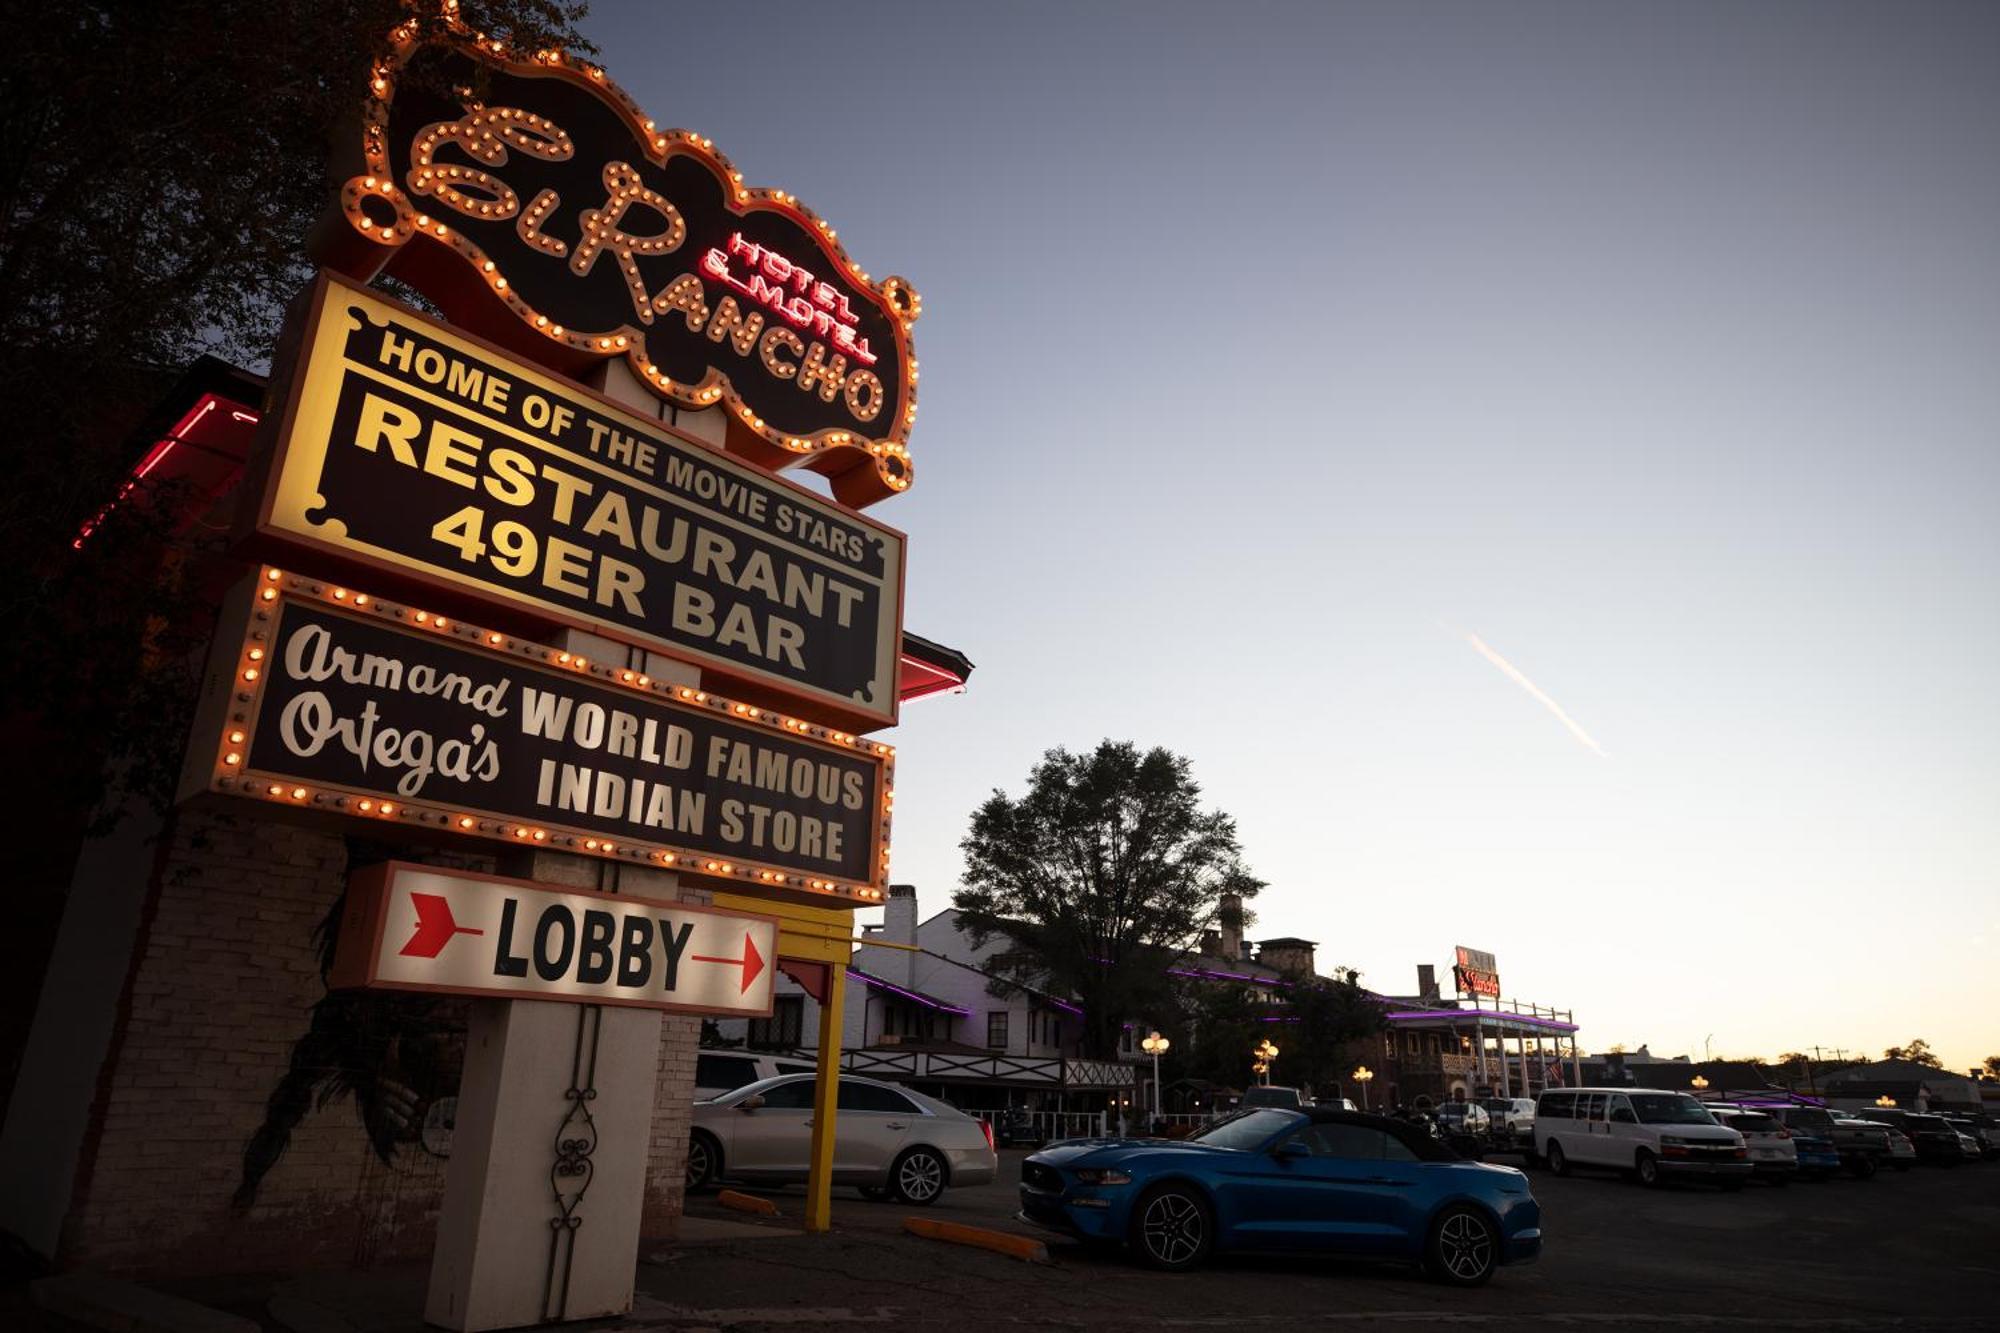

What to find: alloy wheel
left=1140, top=1191, right=1206, bottom=1268
left=1437, top=1210, right=1495, bottom=1283
left=686, top=1135, right=713, bottom=1190
left=896, top=1149, right=945, bottom=1203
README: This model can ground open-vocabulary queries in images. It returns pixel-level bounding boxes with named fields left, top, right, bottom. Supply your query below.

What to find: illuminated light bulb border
left=205, top=568, right=894, bottom=905
left=344, top=13, right=919, bottom=501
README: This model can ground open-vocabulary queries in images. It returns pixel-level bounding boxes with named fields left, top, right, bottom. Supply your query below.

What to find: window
left=1190, top=1109, right=1303, bottom=1150
left=748, top=996, right=804, bottom=1050
left=753, top=1078, right=817, bottom=1109
left=1538, top=1092, right=1574, bottom=1120
left=987, top=1012, right=1009, bottom=1050
left=696, top=1054, right=757, bottom=1092
left=884, top=1003, right=943, bottom=1041
left=1630, top=1094, right=1717, bottom=1125
left=1290, top=1123, right=1430, bottom=1161
left=838, top=1081, right=919, bottom=1113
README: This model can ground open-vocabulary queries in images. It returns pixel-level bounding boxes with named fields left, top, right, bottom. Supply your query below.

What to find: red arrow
left=398, top=892, right=484, bottom=959
left=691, top=931, right=766, bottom=994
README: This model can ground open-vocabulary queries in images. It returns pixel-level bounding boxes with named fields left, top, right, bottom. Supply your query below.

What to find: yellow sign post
left=712, top=892, right=857, bottom=1233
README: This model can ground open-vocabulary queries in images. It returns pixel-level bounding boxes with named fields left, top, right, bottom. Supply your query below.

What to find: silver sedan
left=687, top=1073, right=998, bottom=1205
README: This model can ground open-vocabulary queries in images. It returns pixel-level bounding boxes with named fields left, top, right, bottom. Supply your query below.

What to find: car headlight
left=1659, top=1136, right=1689, bottom=1147
left=1071, top=1168, right=1132, bottom=1186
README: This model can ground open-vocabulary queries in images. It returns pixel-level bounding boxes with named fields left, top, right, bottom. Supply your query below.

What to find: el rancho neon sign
left=316, top=14, right=920, bottom=507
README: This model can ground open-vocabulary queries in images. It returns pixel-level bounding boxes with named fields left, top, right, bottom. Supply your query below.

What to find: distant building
left=1364, top=966, right=1582, bottom=1108
left=1816, top=1061, right=1985, bottom=1113
left=709, top=885, right=1137, bottom=1116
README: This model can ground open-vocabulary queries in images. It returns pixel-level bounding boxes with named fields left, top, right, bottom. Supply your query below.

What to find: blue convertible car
left=1018, top=1107, right=1541, bottom=1285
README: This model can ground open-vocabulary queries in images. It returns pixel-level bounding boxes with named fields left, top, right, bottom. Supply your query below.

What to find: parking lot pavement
left=666, top=1151, right=2000, bottom=1330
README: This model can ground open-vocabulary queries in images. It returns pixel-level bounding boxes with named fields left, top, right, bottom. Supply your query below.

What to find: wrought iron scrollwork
left=542, top=1004, right=603, bottom=1322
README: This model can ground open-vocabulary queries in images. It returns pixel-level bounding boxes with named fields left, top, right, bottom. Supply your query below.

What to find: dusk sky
left=591, top=0, right=1999, bottom=1071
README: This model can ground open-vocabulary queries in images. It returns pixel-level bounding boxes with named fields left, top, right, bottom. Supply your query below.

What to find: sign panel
left=331, top=861, right=779, bottom=1017
left=1454, top=946, right=1501, bottom=998
left=252, top=275, right=905, bottom=730
left=181, top=570, right=893, bottom=904
left=317, top=20, right=919, bottom=505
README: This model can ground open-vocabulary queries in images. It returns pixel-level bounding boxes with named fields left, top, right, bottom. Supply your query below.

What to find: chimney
left=883, top=883, right=918, bottom=985
left=1256, top=939, right=1317, bottom=978
left=1417, top=964, right=1439, bottom=1002
left=1200, top=929, right=1222, bottom=958
left=1218, top=893, right=1243, bottom=963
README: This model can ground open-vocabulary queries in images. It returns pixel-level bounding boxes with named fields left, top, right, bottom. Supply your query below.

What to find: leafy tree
left=1776, top=1052, right=1812, bottom=1066
left=1883, top=1039, right=1943, bottom=1069
left=1, top=1, right=594, bottom=835
left=1281, top=970, right=1385, bottom=1097
left=1984, top=1055, right=2000, bottom=1080
left=955, top=741, right=1256, bottom=1059
left=1173, top=982, right=1266, bottom=1090
left=0, top=0, right=594, bottom=1186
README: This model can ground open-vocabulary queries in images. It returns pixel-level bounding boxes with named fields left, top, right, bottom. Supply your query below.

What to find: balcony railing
left=839, top=1049, right=1136, bottom=1089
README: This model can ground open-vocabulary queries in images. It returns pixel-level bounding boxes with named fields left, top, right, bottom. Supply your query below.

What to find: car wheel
left=1131, top=1184, right=1213, bottom=1273
left=891, top=1147, right=948, bottom=1205
left=1426, top=1205, right=1498, bottom=1287
left=1546, top=1141, right=1570, bottom=1176
left=686, top=1131, right=720, bottom=1192
left=1635, top=1150, right=1661, bottom=1188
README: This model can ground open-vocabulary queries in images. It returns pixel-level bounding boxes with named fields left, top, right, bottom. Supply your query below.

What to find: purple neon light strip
left=1384, top=1008, right=1577, bottom=1032
left=845, top=969, right=973, bottom=1016
left=1166, top=965, right=1296, bottom=989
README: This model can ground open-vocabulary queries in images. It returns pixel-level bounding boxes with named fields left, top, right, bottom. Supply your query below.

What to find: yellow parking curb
left=902, top=1217, right=1051, bottom=1264
left=716, top=1189, right=781, bottom=1217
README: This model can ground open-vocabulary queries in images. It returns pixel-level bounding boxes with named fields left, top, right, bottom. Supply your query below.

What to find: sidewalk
left=132, top=1221, right=1056, bottom=1333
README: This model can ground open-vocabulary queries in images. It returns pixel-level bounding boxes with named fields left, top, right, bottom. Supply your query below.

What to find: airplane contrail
left=1461, top=631, right=1609, bottom=758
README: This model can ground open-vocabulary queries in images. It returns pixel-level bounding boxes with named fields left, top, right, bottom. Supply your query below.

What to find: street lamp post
left=1252, top=1038, right=1279, bottom=1086
left=1141, top=1031, right=1170, bottom=1127
left=1353, top=1065, right=1374, bottom=1110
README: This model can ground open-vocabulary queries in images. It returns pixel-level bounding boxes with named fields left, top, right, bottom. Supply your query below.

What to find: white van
left=1533, top=1088, right=1750, bottom=1189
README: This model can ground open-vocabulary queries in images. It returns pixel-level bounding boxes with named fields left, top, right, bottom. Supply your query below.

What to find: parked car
left=1482, top=1098, right=1537, bottom=1139
left=1315, top=1097, right=1360, bottom=1112
left=1435, top=1102, right=1493, bottom=1135
left=1237, top=1085, right=1306, bottom=1111
left=1831, top=1112, right=1916, bottom=1170
left=694, top=1050, right=816, bottom=1101
left=1017, top=1107, right=1542, bottom=1285
left=687, top=1074, right=998, bottom=1204
left=1707, top=1108, right=1798, bottom=1185
left=1942, top=1116, right=1997, bottom=1160
left=1857, top=1109, right=1966, bottom=1165
left=1533, top=1089, right=1749, bottom=1188
left=1766, top=1105, right=1885, bottom=1178
left=1432, top=1102, right=1493, bottom=1157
